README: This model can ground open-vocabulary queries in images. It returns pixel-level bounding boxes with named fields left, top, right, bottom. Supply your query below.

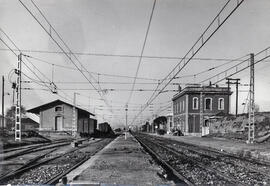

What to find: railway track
left=1, top=139, right=73, bottom=160
left=1, top=138, right=71, bottom=154
left=0, top=139, right=77, bottom=179
left=149, top=135, right=270, bottom=180
left=134, top=133, right=270, bottom=185
left=0, top=138, right=114, bottom=185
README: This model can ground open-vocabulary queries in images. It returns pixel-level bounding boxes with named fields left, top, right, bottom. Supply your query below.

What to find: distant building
left=172, top=85, right=232, bottom=136
left=27, top=99, right=95, bottom=132
left=21, top=117, right=39, bottom=131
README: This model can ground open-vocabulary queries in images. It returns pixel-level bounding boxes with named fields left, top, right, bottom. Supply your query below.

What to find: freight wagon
left=77, top=118, right=97, bottom=136
left=98, top=122, right=112, bottom=133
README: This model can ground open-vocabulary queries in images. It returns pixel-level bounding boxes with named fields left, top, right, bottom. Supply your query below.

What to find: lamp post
left=125, top=104, right=128, bottom=140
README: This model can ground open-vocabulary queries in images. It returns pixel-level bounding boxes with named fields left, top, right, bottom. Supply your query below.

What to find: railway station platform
left=151, top=133, right=270, bottom=162
left=66, top=133, right=172, bottom=186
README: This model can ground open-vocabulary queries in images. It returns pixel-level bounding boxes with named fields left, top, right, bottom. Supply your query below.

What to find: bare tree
left=6, top=105, right=26, bottom=130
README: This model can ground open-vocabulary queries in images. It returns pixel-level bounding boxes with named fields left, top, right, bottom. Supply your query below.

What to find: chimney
left=178, top=85, right=182, bottom=92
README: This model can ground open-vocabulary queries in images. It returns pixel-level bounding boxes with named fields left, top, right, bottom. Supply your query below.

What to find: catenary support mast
left=247, top=53, right=255, bottom=143
left=15, top=53, right=22, bottom=141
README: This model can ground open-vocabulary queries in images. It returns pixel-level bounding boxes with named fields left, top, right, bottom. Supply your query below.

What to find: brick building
left=172, top=85, right=232, bottom=136
left=27, top=99, right=95, bottom=131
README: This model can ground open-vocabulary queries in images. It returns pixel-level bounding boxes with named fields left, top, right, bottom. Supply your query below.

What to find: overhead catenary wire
left=19, top=0, right=113, bottom=113
left=25, top=55, right=160, bottom=81
left=3, top=47, right=270, bottom=63
left=131, top=0, right=245, bottom=125
left=200, top=46, right=270, bottom=85
left=0, top=28, right=92, bottom=110
left=0, top=34, right=54, bottom=94
left=22, top=52, right=250, bottom=85
left=126, top=0, right=157, bottom=105
left=22, top=87, right=179, bottom=92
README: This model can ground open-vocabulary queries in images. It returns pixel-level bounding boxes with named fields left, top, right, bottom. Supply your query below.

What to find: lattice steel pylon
left=247, top=53, right=255, bottom=144
left=15, top=53, right=22, bottom=141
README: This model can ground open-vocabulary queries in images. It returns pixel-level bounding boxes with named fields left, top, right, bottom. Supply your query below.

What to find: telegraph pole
left=15, top=53, right=22, bottom=141
left=226, top=78, right=240, bottom=116
left=247, top=53, right=255, bottom=144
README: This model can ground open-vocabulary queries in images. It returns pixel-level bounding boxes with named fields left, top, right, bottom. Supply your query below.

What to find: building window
left=193, top=97, right=198, bottom=110
left=182, top=101, right=185, bottom=111
left=179, top=102, right=181, bottom=113
left=205, top=98, right=212, bottom=110
left=55, top=106, right=62, bottom=112
left=218, top=98, right=224, bottom=110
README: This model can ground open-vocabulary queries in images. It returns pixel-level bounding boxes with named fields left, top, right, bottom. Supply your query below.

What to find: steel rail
left=135, top=134, right=243, bottom=185
left=3, top=140, right=72, bottom=160
left=140, top=134, right=270, bottom=185
left=1, top=138, right=111, bottom=185
left=151, top=135, right=270, bottom=180
left=134, top=135, right=194, bottom=186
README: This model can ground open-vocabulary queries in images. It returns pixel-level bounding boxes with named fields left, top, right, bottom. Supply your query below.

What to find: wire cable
left=126, top=0, right=157, bottom=105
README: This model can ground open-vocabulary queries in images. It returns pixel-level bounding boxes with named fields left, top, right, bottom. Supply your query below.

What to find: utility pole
left=72, top=92, right=79, bottom=138
left=15, top=53, right=22, bottom=141
left=247, top=53, right=255, bottom=144
left=226, top=78, right=240, bottom=116
left=1, top=76, right=4, bottom=129
left=125, top=104, right=128, bottom=140
left=226, top=79, right=230, bottom=115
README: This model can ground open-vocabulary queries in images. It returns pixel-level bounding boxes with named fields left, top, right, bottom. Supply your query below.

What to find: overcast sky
left=1, top=0, right=270, bottom=127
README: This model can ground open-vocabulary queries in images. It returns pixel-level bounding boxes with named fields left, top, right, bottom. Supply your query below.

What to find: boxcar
left=88, top=118, right=97, bottom=134
left=98, top=122, right=111, bottom=133
left=77, top=118, right=97, bottom=135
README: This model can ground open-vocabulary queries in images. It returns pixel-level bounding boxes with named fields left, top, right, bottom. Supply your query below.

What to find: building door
left=202, top=119, right=209, bottom=136
left=55, top=116, right=63, bottom=131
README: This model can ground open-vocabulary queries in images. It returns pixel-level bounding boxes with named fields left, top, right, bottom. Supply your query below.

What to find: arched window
left=204, top=98, right=212, bottom=110
left=218, top=98, right=224, bottom=110
left=193, top=97, right=198, bottom=110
